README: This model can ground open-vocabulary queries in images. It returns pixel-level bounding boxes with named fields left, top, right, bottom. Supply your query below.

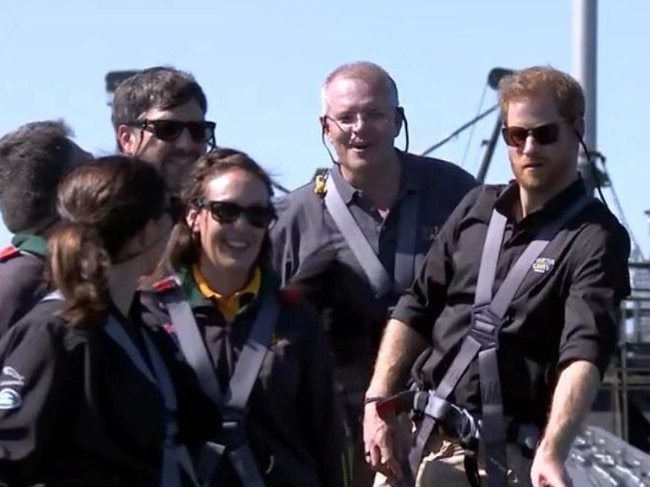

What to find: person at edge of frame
left=0, top=156, right=220, bottom=487
left=363, top=66, right=631, bottom=487
left=0, top=120, right=92, bottom=336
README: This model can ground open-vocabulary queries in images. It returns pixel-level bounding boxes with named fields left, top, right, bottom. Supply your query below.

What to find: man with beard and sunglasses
left=362, top=66, right=631, bottom=487
left=0, top=120, right=92, bottom=336
left=270, top=61, right=476, bottom=486
left=112, top=66, right=216, bottom=194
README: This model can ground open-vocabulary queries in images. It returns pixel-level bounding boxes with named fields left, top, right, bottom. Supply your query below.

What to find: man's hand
left=363, top=402, right=402, bottom=479
left=529, top=361, right=599, bottom=486
left=530, top=443, right=573, bottom=487
left=362, top=319, right=427, bottom=480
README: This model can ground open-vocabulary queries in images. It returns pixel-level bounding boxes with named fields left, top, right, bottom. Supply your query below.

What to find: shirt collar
left=396, top=150, right=428, bottom=195
left=190, top=265, right=262, bottom=322
left=11, top=234, right=47, bottom=257
left=329, top=163, right=356, bottom=204
left=494, top=177, right=588, bottom=226
left=192, top=265, right=261, bottom=301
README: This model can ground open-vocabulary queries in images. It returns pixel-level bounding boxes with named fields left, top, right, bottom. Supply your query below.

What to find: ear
left=393, top=107, right=404, bottom=138
left=186, top=206, right=201, bottom=233
left=319, top=116, right=333, bottom=143
left=572, top=117, right=585, bottom=139
left=117, top=125, right=137, bottom=155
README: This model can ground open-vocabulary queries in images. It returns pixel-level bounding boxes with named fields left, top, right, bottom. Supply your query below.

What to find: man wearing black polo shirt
left=363, top=66, right=631, bottom=487
left=271, top=61, right=476, bottom=486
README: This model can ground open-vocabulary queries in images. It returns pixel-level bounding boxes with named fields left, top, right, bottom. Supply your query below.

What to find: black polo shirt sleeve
left=270, top=187, right=338, bottom=311
left=0, top=314, right=74, bottom=484
left=559, top=218, right=631, bottom=376
left=271, top=192, right=303, bottom=285
left=391, top=187, right=482, bottom=339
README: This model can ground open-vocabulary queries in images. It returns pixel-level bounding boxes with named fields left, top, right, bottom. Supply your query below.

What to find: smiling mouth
left=225, top=240, right=250, bottom=250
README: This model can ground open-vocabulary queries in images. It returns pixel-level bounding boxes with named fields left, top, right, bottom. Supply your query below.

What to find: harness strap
left=406, top=193, right=594, bottom=485
left=159, top=281, right=279, bottom=487
left=324, top=173, right=420, bottom=297
left=42, top=291, right=198, bottom=487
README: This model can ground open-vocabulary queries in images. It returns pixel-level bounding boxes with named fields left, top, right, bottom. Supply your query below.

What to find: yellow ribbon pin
left=314, top=174, right=327, bottom=195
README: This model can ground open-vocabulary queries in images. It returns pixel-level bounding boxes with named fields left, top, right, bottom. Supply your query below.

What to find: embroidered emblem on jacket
left=0, top=388, right=22, bottom=410
left=532, top=257, right=555, bottom=274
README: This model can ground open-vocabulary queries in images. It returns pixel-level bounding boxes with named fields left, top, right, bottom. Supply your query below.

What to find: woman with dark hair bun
left=141, top=148, right=342, bottom=487
left=0, top=156, right=218, bottom=487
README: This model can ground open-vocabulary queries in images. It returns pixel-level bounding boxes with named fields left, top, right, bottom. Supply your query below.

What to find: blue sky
left=1, top=0, right=648, bottom=256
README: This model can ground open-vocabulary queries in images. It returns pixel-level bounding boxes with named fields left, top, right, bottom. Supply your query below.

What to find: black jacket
left=0, top=235, right=48, bottom=337
left=0, top=298, right=219, bottom=487
left=394, top=181, right=631, bottom=426
left=140, top=269, right=343, bottom=487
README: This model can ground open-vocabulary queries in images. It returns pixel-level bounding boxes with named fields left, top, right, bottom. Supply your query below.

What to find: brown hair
left=499, top=66, right=585, bottom=122
left=47, top=155, right=167, bottom=326
left=111, top=66, right=208, bottom=130
left=154, top=148, right=274, bottom=278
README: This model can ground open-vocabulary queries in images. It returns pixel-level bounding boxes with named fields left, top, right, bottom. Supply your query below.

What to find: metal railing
left=598, top=261, right=650, bottom=443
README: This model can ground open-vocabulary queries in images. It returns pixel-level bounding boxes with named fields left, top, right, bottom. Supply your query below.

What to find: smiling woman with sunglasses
left=141, top=148, right=343, bottom=487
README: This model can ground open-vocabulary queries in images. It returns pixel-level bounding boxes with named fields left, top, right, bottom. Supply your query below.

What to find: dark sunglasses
left=127, top=119, right=216, bottom=144
left=501, top=122, right=561, bottom=148
left=198, top=200, right=276, bottom=228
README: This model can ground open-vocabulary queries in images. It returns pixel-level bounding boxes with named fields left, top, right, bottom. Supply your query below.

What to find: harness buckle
left=470, top=306, right=504, bottom=349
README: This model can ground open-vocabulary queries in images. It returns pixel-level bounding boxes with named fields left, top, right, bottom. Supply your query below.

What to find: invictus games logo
left=0, top=366, right=25, bottom=388
left=532, top=258, right=555, bottom=274
left=2, top=367, right=24, bottom=383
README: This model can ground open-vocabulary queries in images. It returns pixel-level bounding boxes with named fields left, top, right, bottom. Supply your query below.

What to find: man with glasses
left=0, top=120, right=92, bottom=336
left=362, top=66, right=631, bottom=487
left=112, top=66, right=215, bottom=194
left=271, top=61, right=476, bottom=486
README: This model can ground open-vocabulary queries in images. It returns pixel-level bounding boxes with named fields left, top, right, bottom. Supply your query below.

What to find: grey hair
left=320, top=61, right=400, bottom=116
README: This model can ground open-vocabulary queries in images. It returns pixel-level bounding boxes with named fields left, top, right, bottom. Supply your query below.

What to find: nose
left=522, top=134, right=539, bottom=155
left=350, top=114, right=373, bottom=136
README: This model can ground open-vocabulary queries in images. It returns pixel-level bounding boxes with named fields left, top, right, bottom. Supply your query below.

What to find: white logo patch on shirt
left=2, top=366, right=24, bottom=383
left=532, top=257, right=555, bottom=274
left=0, top=366, right=25, bottom=388
left=0, top=388, right=22, bottom=410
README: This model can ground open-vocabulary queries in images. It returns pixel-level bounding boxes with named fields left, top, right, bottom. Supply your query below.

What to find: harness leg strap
left=229, top=445, right=266, bottom=487
left=195, top=442, right=225, bottom=486
left=479, top=347, right=509, bottom=487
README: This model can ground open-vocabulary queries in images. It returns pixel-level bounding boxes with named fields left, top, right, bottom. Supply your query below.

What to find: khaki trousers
left=373, top=416, right=533, bottom=487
